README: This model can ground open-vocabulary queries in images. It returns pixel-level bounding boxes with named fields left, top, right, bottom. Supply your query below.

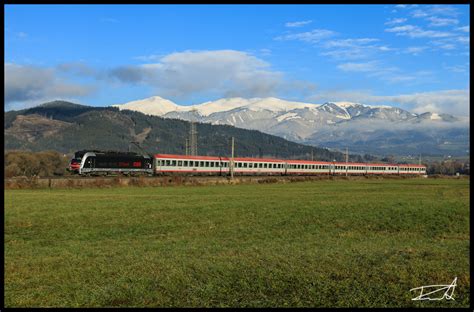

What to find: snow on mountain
left=114, top=96, right=319, bottom=117
left=430, top=113, right=442, bottom=120
left=112, top=96, right=465, bottom=155
left=112, top=96, right=181, bottom=116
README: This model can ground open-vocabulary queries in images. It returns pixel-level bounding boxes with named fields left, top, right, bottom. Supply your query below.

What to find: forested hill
left=4, top=101, right=368, bottom=162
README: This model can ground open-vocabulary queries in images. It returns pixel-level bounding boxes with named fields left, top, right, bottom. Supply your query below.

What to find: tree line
left=5, top=150, right=71, bottom=178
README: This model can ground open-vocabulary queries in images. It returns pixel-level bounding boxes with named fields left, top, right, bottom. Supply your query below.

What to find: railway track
left=5, top=174, right=425, bottom=190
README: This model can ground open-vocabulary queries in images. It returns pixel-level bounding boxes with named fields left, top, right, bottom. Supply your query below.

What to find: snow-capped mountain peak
left=112, top=96, right=180, bottom=116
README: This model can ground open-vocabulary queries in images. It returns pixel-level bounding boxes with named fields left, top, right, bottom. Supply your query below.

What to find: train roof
left=154, top=154, right=284, bottom=162
left=155, top=154, right=223, bottom=161
left=285, top=159, right=332, bottom=165
left=153, top=153, right=425, bottom=167
left=75, top=150, right=150, bottom=158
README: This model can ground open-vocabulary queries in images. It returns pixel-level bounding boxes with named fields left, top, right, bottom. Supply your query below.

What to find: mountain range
left=5, top=101, right=364, bottom=162
left=113, top=96, right=470, bottom=156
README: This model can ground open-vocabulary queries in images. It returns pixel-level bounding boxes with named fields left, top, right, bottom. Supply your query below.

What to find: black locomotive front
left=72, top=150, right=153, bottom=175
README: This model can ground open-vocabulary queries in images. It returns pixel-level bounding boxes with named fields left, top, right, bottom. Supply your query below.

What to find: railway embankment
left=3, top=174, right=460, bottom=189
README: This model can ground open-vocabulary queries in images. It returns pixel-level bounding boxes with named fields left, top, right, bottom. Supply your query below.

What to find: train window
left=198, top=161, right=202, bottom=167
left=243, top=163, right=248, bottom=168
left=178, top=160, right=183, bottom=166
left=183, top=161, right=188, bottom=166
left=204, top=161, right=209, bottom=167
left=210, top=162, right=214, bottom=167
left=171, top=160, right=177, bottom=166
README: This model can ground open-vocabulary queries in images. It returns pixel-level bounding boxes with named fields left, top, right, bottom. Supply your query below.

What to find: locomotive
left=69, top=150, right=153, bottom=175
left=69, top=150, right=427, bottom=176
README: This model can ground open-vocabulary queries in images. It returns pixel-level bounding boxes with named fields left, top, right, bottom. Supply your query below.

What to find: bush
left=4, top=150, right=71, bottom=178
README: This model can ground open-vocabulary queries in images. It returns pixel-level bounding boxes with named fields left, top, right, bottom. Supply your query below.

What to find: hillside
left=4, top=101, right=363, bottom=162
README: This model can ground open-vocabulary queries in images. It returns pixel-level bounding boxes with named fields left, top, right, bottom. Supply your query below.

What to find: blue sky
left=5, top=4, right=470, bottom=116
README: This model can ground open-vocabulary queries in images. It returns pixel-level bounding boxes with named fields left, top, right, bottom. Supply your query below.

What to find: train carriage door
left=219, top=157, right=223, bottom=176
left=155, top=158, right=160, bottom=174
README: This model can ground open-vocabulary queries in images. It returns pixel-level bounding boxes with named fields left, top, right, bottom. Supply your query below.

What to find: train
left=68, top=150, right=427, bottom=176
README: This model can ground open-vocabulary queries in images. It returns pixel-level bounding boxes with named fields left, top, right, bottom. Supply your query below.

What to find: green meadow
left=4, top=178, right=470, bottom=307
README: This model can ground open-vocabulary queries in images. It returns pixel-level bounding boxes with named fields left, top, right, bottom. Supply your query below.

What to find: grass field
left=4, top=178, right=470, bottom=307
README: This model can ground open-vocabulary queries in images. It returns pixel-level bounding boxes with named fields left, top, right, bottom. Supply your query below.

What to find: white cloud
left=320, top=38, right=391, bottom=60
left=444, top=64, right=468, bottom=73
left=384, top=18, right=407, bottom=25
left=455, top=26, right=469, bottom=32
left=456, top=36, right=469, bottom=44
left=404, top=46, right=427, bottom=55
left=337, top=61, right=380, bottom=72
left=285, top=20, right=313, bottom=28
left=385, top=24, right=454, bottom=38
left=274, top=29, right=336, bottom=43
left=323, top=38, right=379, bottom=48
left=5, top=63, right=96, bottom=110
left=259, top=48, right=272, bottom=56
left=377, top=89, right=469, bottom=116
left=426, top=16, right=459, bottom=27
left=108, top=50, right=314, bottom=100
left=410, top=5, right=461, bottom=19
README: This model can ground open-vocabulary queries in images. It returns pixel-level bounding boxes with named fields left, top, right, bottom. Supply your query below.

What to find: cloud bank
left=5, top=63, right=95, bottom=110
left=107, top=50, right=315, bottom=100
